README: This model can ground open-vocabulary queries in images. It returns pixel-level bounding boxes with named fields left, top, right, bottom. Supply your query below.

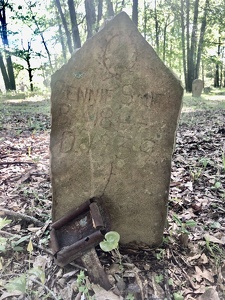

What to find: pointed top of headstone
left=50, top=12, right=183, bottom=246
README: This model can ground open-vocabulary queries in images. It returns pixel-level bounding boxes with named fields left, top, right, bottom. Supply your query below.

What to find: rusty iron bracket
left=50, top=197, right=110, bottom=267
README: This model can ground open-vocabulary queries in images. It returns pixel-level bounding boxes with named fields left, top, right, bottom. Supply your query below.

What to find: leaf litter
left=0, top=99, right=224, bottom=299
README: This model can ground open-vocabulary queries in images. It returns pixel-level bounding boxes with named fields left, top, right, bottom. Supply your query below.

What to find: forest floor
left=0, top=92, right=225, bottom=300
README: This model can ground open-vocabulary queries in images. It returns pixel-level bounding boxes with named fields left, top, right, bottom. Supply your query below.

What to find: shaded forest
left=0, top=0, right=225, bottom=93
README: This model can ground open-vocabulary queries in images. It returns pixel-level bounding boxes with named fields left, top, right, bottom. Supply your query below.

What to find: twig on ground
left=0, top=208, right=44, bottom=227
left=30, top=278, right=58, bottom=300
left=0, top=161, right=35, bottom=166
left=32, top=242, right=54, bottom=256
left=0, top=230, right=19, bottom=237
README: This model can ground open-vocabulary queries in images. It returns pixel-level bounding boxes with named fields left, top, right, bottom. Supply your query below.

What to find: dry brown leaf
left=91, top=284, right=123, bottom=300
left=204, top=234, right=225, bottom=245
left=199, top=253, right=209, bottom=264
left=195, top=266, right=203, bottom=282
left=201, top=267, right=214, bottom=283
left=197, top=287, right=220, bottom=300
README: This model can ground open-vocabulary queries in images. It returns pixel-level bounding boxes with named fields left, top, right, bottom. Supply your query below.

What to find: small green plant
left=205, top=237, right=224, bottom=266
left=125, top=292, right=135, bottom=300
left=155, top=249, right=165, bottom=260
left=100, top=231, right=122, bottom=266
left=173, top=292, right=184, bottom=300
left=154, top=274, right=164, bottom=284
left=190, top=166, right=202, bottom=182
left=4, top=239, right=57, bottom=299
left=173, top=214, right=197, bottom=234
left=0, top=218, right=12, bottom=253
left=199, top=157, right=212, bottom=169
left=76, top=270, right=95, bottom=300
left=99, top=231, right=120, bottom=252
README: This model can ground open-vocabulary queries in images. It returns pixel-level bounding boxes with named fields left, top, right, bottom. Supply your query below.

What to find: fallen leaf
left=91, top=284, right=123, bottom=300
left=197, top=287, right=220, bottom=300
left=204, top=234, right=225, bottom=245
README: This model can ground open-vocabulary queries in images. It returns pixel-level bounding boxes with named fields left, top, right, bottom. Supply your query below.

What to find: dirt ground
left=0, top=94, right=225, bottom=300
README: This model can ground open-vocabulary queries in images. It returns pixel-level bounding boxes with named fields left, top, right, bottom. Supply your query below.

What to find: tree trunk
left=85, top=0, right=96, bottom=39
left=0, top=1, right=16, bottom=90
left=162, top=24, right=167, bottom=62
left=0, top=52, right=11, bottom=90
left=59, top=23, right=67, bottom=63
left=68, top=0, right=81, bottom=49
left=55, top=6, right=67, bottom=63
left=154, top=0, right=159, bottom=53
left=54, top=0, right=73, bottom=54
left=189, top=0, right=199, bottom=85
left=143, top=0, right=147, bottom=39
left=180, top=0, right=187, bottom=89
left=186, top=0, right=191, bottom=91
left=27, top=62, right=34, bottom=92
left=106, top=0, right=114, bottom=17
left=195, top=0, right=209, bottom=79
left=96, top=0, right=103, bottom=31
left=214, top=37, right=221, bottom=88
left=132, top=0, right=138, bottom=27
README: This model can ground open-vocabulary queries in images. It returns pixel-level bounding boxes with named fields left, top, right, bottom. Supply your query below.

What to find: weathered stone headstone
left=192, top=79, right=204, bottom=97
left=50, top=12, right=183, bottom=246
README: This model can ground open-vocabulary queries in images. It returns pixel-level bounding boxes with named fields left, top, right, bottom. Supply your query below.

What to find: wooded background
left=0, top=0, right=224, bottom=93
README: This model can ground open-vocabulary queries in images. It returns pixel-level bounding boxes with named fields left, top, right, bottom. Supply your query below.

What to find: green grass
left=182, top=88, right=225, bottom=112
left=1, top=87, right=225, bottom=117
left=0, top=96, right=50, bottom=115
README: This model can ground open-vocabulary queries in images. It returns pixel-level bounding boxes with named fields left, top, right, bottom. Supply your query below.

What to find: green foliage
left=0, top=217, right=11, bottom=230
left=154, top=274, right=164, bottom=284
left=99, top=231, right=120, bottom=252
left=125, top=293, right=135, bottom=300
left=173, top=292, right=184, bottom=300
left=76, top=271, right=95, bottom=300
left=173, top=214, right=197, bottom=235
left=5, top=274, right=27, bottom=294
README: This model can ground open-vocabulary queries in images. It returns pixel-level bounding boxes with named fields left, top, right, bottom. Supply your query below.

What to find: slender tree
left=54, top=0, right=73, bottom=54
left=106, top=0, right=114, bottom=17
left=68, top=0, right=81, bottom=49
left=132, top=0, right=138, bottom=26
left=195, top=0, right=209, bottom=79
left=0, top=0, right=16, bottom=90
left=85, top=0, right=96, bottom=39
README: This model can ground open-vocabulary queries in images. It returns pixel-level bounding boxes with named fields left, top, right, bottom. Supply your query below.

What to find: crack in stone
left=101, top=162, right=113, bottom=196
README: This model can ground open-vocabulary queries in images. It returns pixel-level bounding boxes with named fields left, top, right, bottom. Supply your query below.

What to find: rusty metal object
left=50, top=198, right=110, bottom=267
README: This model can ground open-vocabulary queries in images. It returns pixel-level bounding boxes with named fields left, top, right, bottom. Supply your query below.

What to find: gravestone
left=50, top=12, right=183, bottom=246
left=192, top=79, right=204, bottom=97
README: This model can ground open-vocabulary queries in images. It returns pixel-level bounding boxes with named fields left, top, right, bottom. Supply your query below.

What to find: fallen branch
left=0, top=209, right=44, bottom=227
left=0, top=161, right=35, bottom=166
left=30, top=278, right=58, bottom=300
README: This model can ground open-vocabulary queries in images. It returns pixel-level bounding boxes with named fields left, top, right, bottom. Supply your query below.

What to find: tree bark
left=54, top=0, right=73, bottom=54
left=195, top=0, right=209, bottom=79
left=188, top=0, right=199, bottom=88
left=186, top=0, right=191, bottom=92
left=68, top=0, right=81, bottom=49
left=0, top=0, right=16, bottom=90
left=96, top=0, right=103, bottom=31
left=106, top=0, right=114, bottom=17
left=154, top=0, right=159, bottom=53
left=85, top=0, right=96, bottom=39
left=0, top=52, right=10, bottom=90
left=132, top=0, right=138, bottom=27
left=180, top=0, right=187, bottom=88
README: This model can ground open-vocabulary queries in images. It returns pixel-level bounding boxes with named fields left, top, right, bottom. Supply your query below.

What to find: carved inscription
left=104, top=35, right=137, bottom=75
left=60, top=131, right=75, bottom=153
